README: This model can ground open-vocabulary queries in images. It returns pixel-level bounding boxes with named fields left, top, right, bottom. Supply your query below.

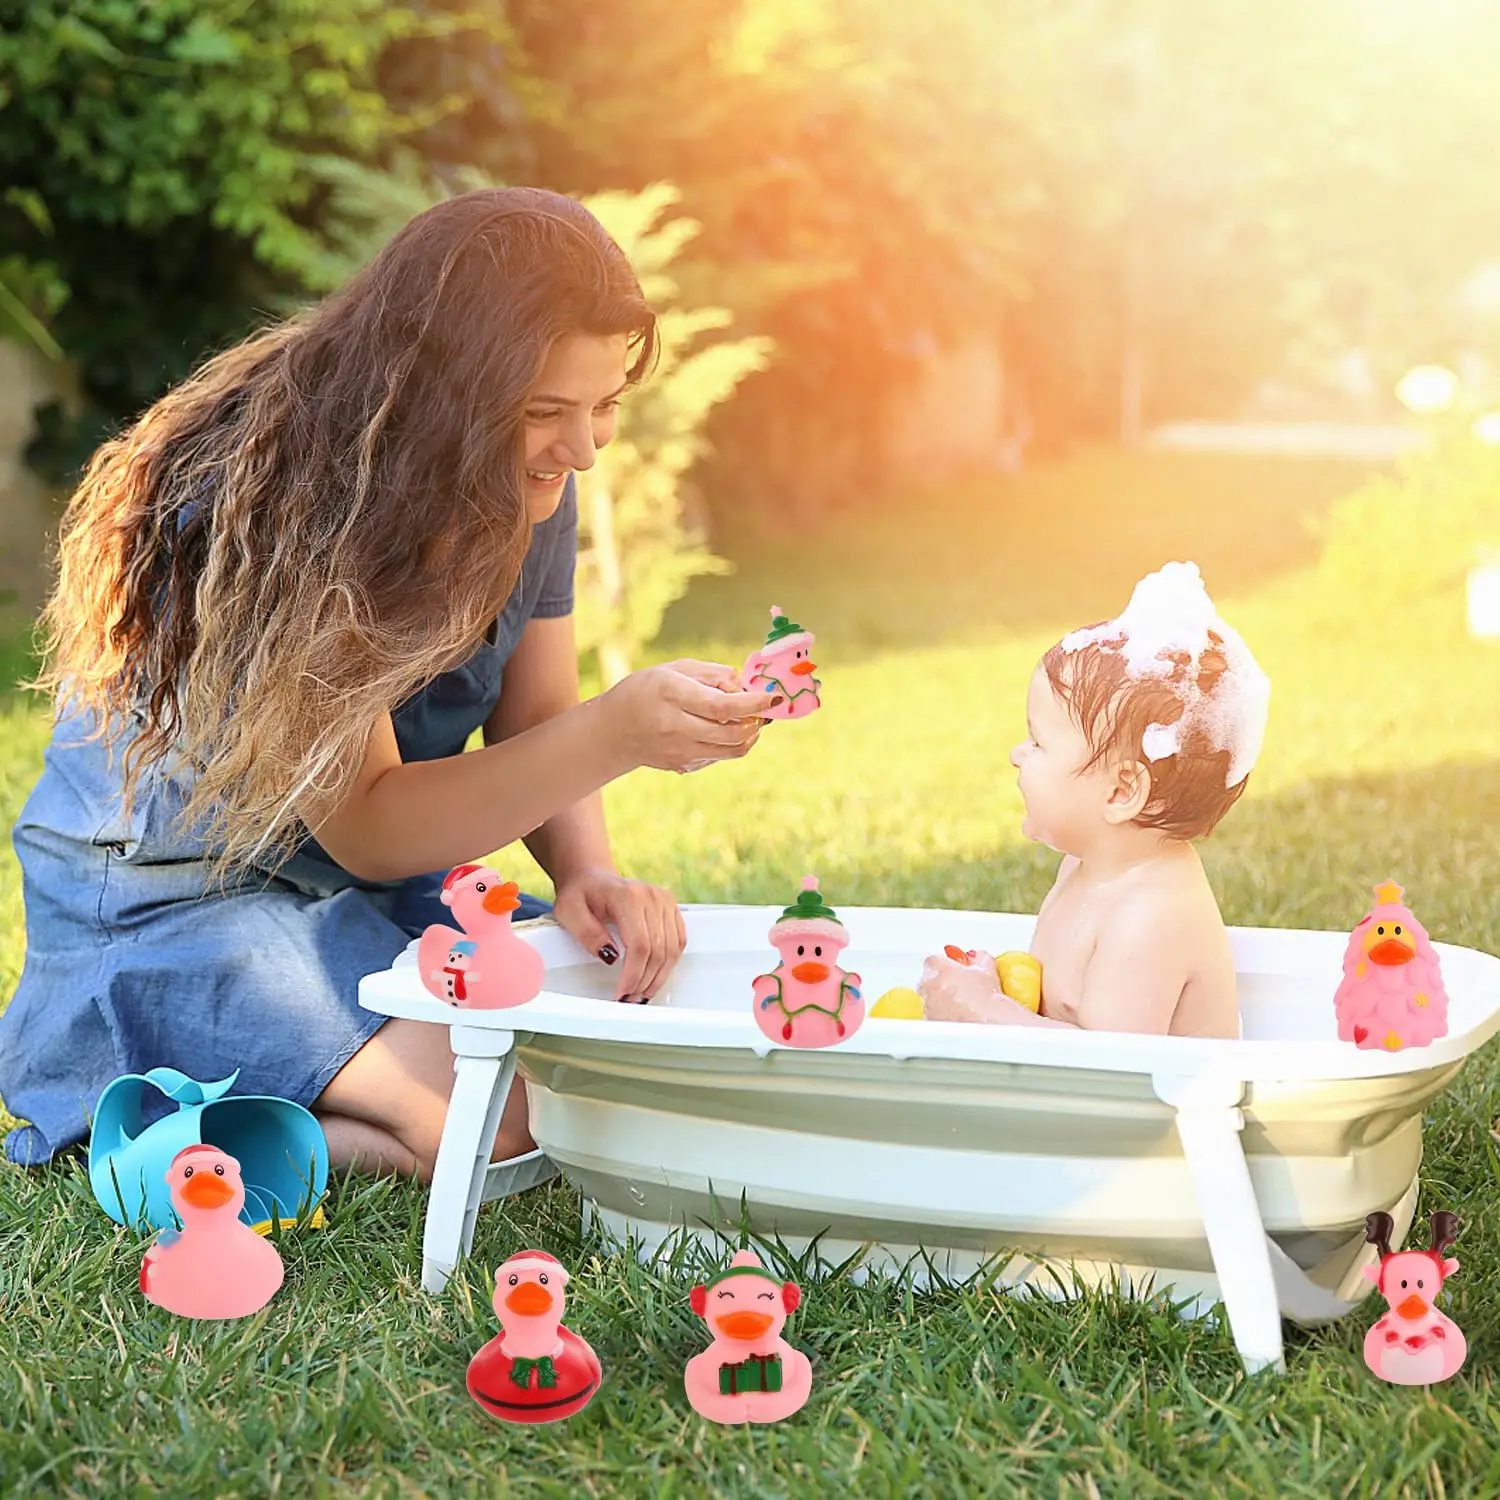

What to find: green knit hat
left=759, top=606, right=813, bottom=653
left=771, top=875, right=846, bottom=941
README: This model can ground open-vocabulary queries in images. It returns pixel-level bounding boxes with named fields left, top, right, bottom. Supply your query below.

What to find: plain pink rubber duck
left=752, top=876, right=864, bottom=1048
left=743, top=607, right=821, bottom=719
left=684, top=1250, right=812, bottom=1425
left=418, top=863, right=545, bottom=1010
left=1362, top=1210, right=1467, bottom=1386
left=139, top=1146, right=285, bottom=1319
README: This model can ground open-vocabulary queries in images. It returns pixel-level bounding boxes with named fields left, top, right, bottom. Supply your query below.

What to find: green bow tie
left=510, top=1354, right=559, bottom=1390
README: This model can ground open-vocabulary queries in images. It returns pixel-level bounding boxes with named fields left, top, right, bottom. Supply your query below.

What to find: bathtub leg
left=422, top=1027, right=518, bottom=1296
left=1153, top=1072, right=1285, bottom=1376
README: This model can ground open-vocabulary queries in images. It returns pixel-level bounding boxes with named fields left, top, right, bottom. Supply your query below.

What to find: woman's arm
left=309, top=661, right=774, bottom=884
left=484, top=614, right=613, bottom=887
left=310, top=698, right=629, bottom=883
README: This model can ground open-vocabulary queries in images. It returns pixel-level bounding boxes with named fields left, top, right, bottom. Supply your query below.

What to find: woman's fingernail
left=636, top=996, right=652, bottom=1005
left=598, top=944, right=619, bottom=965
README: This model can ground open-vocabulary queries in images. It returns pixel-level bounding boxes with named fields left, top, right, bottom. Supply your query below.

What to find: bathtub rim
left=358, top=903, right=1500, bottom=1085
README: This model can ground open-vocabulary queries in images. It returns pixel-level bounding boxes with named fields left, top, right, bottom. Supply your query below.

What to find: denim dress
left=0, top=480, right=579, bottom=1166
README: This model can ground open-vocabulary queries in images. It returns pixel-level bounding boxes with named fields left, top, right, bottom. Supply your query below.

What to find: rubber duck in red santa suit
left=466, top=1250, right=602, bottom=1424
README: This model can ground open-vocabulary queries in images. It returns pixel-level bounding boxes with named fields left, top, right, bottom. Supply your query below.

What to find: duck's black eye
left=214, top=1164, right=225, bottom=1177
left=716, top=1289, right=733, bottom=1299
left=539, top=1274, right=548, bottom=1285
left=814, top=946, right=822, bottom=957
left=1400, top=1279, right=1407, bottom=1288
left=757, top=1291, right=775, bottom=1301
left=1416, top=1279, right=1424, bottom=1289
left=797, top=945, right=804, bottom=956
left=183, top=1166, right=194, bottom=1178
left=1395, top=925, right=1402, bottom=935
left=508, top=1274, right=519, bottom=1286
left=476, top=882, right=487, bottom=893
left=1377, top=926, right=1385, bottom=935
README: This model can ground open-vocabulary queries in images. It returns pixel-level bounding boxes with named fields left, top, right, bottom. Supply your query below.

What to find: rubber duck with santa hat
left=466, top=1249, right=602, bottom=1424
left=417, top=862, right=545, bottom=1010
left=139, top=1145, right=285, bottom=1319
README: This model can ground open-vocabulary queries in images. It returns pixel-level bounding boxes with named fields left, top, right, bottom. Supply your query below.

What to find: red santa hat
left=497, top=1248, right=569, bottom=1283
left=443, top=863, right=487, bottom=892
left=170, top=1144, right=229, bottom=1169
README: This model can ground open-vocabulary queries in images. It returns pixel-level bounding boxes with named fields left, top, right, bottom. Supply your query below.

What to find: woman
left=0, top=187, right=775, bottom=1180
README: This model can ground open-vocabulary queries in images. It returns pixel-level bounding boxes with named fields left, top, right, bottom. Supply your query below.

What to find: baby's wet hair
left=1041, top=626, right=1249, bottom=841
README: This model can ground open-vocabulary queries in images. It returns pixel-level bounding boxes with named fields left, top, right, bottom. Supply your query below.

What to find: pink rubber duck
left=1334, top=879, right=1449, bottom=1051
left=138, top=1146, right=285, bottom=1319
left=752, top=875, right=864, bottom=1048
left=743, top=607, right=821, bottom=719
left=1361, top=1210, right=1466, bottom=1386
left=418, top=863, right=545, bottom=1010
left=466, top=1250, right=602, bottom=1424
left=684, top=1250, right=812, bottom=1425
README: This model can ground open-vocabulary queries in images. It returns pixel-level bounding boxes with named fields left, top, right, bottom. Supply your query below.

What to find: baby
left=923, top=561, right=1270, bottom=1039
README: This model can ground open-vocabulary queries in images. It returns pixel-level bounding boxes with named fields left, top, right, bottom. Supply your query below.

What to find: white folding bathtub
left=358, top=904, right=1500, bottom=1374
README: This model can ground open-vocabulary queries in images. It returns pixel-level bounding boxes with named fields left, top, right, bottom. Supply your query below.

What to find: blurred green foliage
left=0, top=0, right=534, bottom=479
left=4, top=0, right=1500, bottom=508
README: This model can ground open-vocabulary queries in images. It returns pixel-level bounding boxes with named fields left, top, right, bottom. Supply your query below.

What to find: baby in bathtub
left=922, top=561, right=1269, bottom=1039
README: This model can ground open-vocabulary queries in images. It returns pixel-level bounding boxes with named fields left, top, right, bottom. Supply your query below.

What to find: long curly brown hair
left=35, top=187, right=656, bottom=875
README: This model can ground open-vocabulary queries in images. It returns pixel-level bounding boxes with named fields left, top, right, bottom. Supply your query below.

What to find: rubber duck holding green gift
left=752, top=875, right=865, bottom=1048
left=684, top=1250, right=812, bottom=1425
left=743, top=607, right=821, bottom=719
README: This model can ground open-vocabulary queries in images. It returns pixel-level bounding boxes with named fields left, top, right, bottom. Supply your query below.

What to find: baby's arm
left=1071, top=902, right=1187, bottom=1034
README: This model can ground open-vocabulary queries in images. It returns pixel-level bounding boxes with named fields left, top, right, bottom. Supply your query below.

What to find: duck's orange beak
left=182, top=1172, right=236, bottom=1210
left=792, top=961, right=830, bottom=984
left=483, top=881, right=522, bottom=916
left=715, top=1309, right=775, bottom=1340
left=790, top=659, right=816, bottom=675
left=504, top=1281, right=554, bottom=1317
left=944, top=945, right=972, bottom=965
left=1397, top=1293, right=1429, bottom=1320
left=1368, top=934, right=1415, bottom=966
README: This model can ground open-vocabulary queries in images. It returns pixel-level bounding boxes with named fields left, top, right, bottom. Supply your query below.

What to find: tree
left=0, top=0, right=530, bottom=480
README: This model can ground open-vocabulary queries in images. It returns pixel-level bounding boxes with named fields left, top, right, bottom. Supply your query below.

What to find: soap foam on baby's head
left=1045, top=561, right=1270, bottom=841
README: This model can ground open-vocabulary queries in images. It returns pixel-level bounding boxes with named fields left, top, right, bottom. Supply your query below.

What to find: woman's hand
left=551, top=867, right=687, bottom=1002
left=601, top=660, right=779, bottom=775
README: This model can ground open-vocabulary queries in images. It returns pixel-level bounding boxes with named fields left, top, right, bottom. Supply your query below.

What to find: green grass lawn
left=4, top=446, right=1500, bottom=1497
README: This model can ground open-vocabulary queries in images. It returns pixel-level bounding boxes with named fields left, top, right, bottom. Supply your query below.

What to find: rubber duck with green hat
left=742, top=607, right=821, bottom=719
left=684, top=1249, right=813, bottom=1424
left=752, top=875, right=864, bottom=1047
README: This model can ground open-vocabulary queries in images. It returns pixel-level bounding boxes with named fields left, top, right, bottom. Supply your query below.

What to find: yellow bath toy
left=995, top=952, right=1043, bottom=1014
left=870, top=986, right=925, bottom=1020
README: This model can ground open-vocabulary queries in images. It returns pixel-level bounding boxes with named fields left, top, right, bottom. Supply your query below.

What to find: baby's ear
left=1360, top=1262, right=1382, bottom=1284
left=1104, top=760, right=1152, bottom=822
